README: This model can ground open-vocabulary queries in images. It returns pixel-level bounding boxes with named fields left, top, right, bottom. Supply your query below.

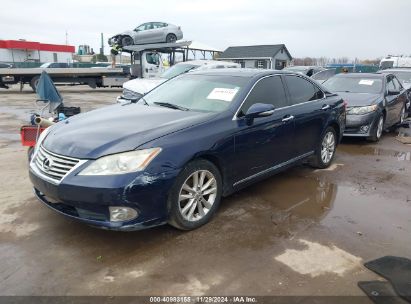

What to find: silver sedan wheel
left=179, top=170, right=217, bottom=222
left=376, top=116, right=384, bottom=139
left=400, top=107, right=406, bottom=124
left=321, top=131, right=335, bottom=164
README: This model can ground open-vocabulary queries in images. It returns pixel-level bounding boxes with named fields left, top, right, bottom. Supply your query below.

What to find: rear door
left=283, top=74, right=330, bottom=156
left=233, top=75, right=295, bottom=184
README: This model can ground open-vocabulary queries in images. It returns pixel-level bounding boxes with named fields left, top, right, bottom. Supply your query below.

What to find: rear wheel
left=367, top=114, right=384, bottom=142
left=310, top=127, right=336, bottom=169
left=168, top=159, right=222, bottom=230
left=30, top=76, right=40, bottom=92
left=121, top=36, right=133, bottom=46
left=166, top=34, right=177, bottom=43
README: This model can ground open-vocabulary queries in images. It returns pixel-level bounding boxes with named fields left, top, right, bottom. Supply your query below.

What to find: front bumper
left=29, top=167, right=179, bottom=231
left=343, top=111, right=379, bottom=137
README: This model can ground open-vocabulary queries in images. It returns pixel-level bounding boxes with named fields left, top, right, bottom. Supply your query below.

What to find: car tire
left=309, top=127, right=337, bottom=169
left=121, top=36, right=133, bottom=46
left=399, top=105, right=406, bottom=124
left=30, top=76, right=40, bottom=92
left=168, top=159, right=222, bottom=230
left=166, top=34, right=177, bottom=43
left=367, top=114, right=384, bottom=142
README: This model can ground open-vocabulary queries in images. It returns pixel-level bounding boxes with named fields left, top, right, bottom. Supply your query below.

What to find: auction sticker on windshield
left=207, top=88, right=239, bottom=102
left=359, top=79, right=374, bottom=86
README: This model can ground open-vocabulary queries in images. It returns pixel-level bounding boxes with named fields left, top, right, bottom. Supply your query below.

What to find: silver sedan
left=109, top=22, right=183, bottom=46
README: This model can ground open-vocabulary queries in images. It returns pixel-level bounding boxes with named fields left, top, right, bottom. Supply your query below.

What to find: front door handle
left=322, top=104, right=331, bottom=110
left=282, top=115, right=294, bottom=122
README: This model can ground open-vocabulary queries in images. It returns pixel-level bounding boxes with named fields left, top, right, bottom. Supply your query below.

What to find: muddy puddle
left=338, top=144, right=411, bottom=161
left=219, top=171, right=410, bottom=243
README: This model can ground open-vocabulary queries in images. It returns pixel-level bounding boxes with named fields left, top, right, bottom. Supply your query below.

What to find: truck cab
left=130, top=51, right=164, bottom=79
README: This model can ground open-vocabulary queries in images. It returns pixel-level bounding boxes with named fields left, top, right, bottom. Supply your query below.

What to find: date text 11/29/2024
left=149, top=296, right=257, bottom=303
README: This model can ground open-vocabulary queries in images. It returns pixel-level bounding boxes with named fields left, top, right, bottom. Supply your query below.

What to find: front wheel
left=367, top=114, right=384, bottom=142
left=399, top=105, right=406, bottom=124
left=121, top=36, right=133, bottom=46
left=168, top=159, right=222, bottom=230
left=309, top=127, right=337, bottom=169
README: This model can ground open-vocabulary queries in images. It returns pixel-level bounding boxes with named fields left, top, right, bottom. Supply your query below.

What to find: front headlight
left=122, top=88, right=143, bottom=101
left=347, top=104, right=378, bottom=115
left=78, top=148, right=161, bottom=176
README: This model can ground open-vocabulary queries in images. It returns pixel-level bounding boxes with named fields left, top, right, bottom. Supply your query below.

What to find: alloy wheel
left=400, top=107, right=406, bottom=124
left=178, top=170, right=217, bottom=222
left=376, top=116, right=384, bottom=139
left=321, top=131, right=335, bottom=164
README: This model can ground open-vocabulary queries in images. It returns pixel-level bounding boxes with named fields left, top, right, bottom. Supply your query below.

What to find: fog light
left=360, top=125, right=370, bottom=132
left=109, top=207, right=138, bottom=222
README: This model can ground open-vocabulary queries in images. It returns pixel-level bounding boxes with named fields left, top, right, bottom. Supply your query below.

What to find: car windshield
left=143, top=74, right=249, bottom=113
left=323, top=76, right=383, bottom=94
left=161, top=64, right=198, bottom=79
left=392, top=71, right=411, bottom=83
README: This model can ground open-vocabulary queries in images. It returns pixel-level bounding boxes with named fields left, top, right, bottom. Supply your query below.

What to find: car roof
left=188, top=68, right=299, bottom=78
left=333, top=73, right=384, bottom=79
left=379, top=68, right=411, bottom=73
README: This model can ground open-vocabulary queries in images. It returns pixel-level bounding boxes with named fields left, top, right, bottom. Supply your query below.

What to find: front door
left=385, top=75, right=404, bottom=126
left=232, top=75, right=295, bottom=184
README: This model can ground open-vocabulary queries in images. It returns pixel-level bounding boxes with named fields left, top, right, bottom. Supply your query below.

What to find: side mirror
left=387, top=89, right=400, bottom=96
left=245, top=103, right=275, bottom=120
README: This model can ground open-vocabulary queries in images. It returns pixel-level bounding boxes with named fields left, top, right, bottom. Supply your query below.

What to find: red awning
left=0, top=40, right=74, bottom=53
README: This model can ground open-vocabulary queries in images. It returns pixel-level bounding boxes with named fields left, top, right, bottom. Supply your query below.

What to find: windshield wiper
left=153, top=102, right=189, bottom=111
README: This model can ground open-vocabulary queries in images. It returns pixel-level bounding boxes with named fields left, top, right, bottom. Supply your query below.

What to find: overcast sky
left=1, top=0, right=410, bottom=60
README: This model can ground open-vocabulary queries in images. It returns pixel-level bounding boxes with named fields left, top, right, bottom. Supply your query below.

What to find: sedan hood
left=43, top=104, right=213, bottom=159
left=123, top=78, right=166, bottom=95
left=336, top=92, right=381, bottom=107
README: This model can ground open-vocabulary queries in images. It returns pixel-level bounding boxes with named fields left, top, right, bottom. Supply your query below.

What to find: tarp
left=36, top=71, right=63, bottom=112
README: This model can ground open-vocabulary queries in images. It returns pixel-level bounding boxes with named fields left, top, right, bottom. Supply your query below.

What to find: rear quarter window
left=285, top=75, right=324, bottom=105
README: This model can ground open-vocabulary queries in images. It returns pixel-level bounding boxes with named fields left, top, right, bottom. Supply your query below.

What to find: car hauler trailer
left=0, top=67, right=130, bottom=92
left=122, top=41, right=192, bottom=79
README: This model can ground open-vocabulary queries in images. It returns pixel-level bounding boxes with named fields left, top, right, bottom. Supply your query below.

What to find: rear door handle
left=322, top=104, right=331, bottom=110
left=282, top=115, right=294, bottom=122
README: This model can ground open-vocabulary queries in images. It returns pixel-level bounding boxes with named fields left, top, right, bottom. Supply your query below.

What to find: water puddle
left=226, top=171, right=411, bottom=242
left=338, top=145, right=411, bottom=161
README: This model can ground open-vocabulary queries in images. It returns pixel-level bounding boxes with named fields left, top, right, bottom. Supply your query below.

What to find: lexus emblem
left=42, top=157, right=53, bottom=172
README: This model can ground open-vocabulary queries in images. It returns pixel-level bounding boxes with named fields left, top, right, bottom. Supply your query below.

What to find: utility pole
left=100, top=33, right=104, bottom=55
left=65, top=30, right=68, bottom=45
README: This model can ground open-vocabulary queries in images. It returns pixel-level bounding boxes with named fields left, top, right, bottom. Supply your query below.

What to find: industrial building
left=0, top=40, right=75, bottom=64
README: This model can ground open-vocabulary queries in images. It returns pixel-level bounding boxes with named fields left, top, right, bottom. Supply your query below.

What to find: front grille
left=33, top=145, right=80, bottom=183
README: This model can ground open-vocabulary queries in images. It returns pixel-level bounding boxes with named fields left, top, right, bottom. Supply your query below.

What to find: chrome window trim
left=232, top=73, right=326, bottom=121
left=233, top=151, right=314, bottom=187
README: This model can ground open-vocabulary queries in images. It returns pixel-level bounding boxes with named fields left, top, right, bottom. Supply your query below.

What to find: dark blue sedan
left=29, top=69, right=346, bottom=231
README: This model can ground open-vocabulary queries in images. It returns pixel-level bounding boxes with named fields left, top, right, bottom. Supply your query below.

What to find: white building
left=218, top=44, right=292, bottom=70
left=0, top=40, right=75, bottom=64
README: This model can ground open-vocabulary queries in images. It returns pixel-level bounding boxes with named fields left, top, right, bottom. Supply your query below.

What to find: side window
left=285, top=75, right=323, bottom=105
left=392, top=77, right=403, bottom=90
left=136, top=24, right=146, bottom=31
left=239, top=76, right=288, bottom=116
left=386, top=76, right=395, bottom=92
left=145, top=23, right=154, bottom=30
